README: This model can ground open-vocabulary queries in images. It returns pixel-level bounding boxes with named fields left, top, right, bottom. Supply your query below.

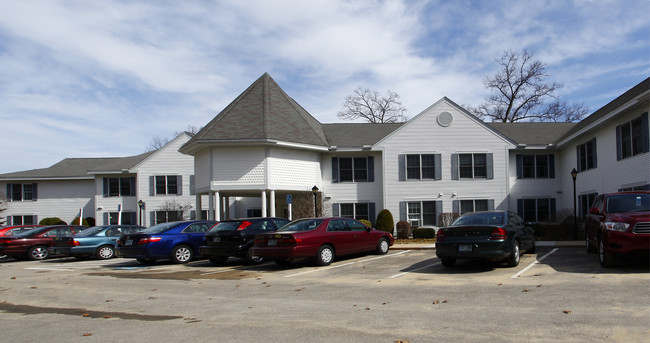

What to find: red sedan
left=252, top=217, right=394, bottom=266
left=0, top=225, right=87, bottom=260
left=0, top=225, right=43, bottom=259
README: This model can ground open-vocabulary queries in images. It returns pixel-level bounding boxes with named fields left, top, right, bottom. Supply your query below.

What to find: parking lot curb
left=391, top=241, right=585, bottom=250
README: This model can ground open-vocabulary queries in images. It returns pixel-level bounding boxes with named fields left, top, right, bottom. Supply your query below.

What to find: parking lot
left=1, top=247, right=648, bottom=343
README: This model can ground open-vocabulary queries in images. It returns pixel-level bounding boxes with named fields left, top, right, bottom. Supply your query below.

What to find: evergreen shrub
left=375, top=209, right=394, bottom=233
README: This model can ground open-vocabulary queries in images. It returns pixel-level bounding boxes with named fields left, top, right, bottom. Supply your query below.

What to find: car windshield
left=208, top=221, right=241, bottom=233
left=452, top=212, right=505, bottom=226
left=607, top=194, right=650, bottom=213
left=75, top=226, right=106, bottom=237
left=277, top=219, right=324, bottom=232
left=139, top=222, right=180, bottom=234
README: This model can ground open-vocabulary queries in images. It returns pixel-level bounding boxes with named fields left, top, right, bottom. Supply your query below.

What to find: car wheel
left=440, top=257, right=456, bottom=267
left=0, top=255, right=7, bottom=260
left=598, top=238, right=614, bottom=267
left=209, top=256, right=228, bottom=265
left=95, top=245, right=115, bottom=259
left=136, top=258, right=157, bottom=265
left=244, top=248, right=264, bottom=264
left=27, top=246, right=49, bottom=260
left=586, top=233, right=597, bottom=254
left=171, top=245, right=193, bottom=264
left=506, top=241, right=520, bottom=267
left=315, top=245, right=334, bottom=266
left=376, top=238, right=390, bottom=255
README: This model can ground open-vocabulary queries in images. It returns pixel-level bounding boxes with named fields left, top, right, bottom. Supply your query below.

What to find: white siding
left=211, top=147, right=266, bottom=188
left=268, top=147, right=321, bottom=191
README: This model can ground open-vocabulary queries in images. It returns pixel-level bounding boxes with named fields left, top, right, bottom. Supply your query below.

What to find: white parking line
left=388, top=262, right=441, bottom=279
left=199, top=264, right=263, bottom=276
left=283, top=251, right=411, bottom=278
left=25, top=267, right=76, bottom=271
left=510, top=248, right=559, bottom=279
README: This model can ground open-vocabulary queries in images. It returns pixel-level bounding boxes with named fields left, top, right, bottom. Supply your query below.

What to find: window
left=452, top=153, right=492, bottom=180
left=405, top=154, right=440, bottom=180
left=6, top=183, right=37, bottom=201
left=155, top=175, right=179, bottom=195
left=579, top=193, right=598, bottom=216
left=516, top=154, right=555, bottom=179
left=617, top=113, right=649, bottom=160
left=332, top=157, right=372, bottom=183
left=460, top=199, right=489, bottom=215
left=103, top=177, right=134, bottom=197
left=406, top=201, right=440, bottom=227
left=11, top=215, right=35, bottom=225
left=247, top=209, right=262, bottom=217
left=517, top=198, right=556, bottom=222
left=576, top=138, right=597, bottom=171
left=107, top=212, right=136, bottom=225
left=154, top=211, right=183, bottom=224
left=339, top=203, right=370, bottom=221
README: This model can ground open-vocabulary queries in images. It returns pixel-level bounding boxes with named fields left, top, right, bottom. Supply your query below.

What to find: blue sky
left=0, top=0, right=648, bottom=174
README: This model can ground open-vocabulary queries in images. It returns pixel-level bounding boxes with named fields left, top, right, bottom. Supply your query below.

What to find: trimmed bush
left=359, top=219, right=372, bottom=228
left=39, top=217, right=66, bottom=225
left=375, top=209, right=394, bottom=233
left=71, top=216, right=90, bottom=226
left=413, top=228, right=436, bottom=239
left=396, top=220, right=411, bottom=239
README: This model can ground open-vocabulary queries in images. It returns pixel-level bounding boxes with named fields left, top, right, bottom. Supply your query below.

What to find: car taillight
left=490, top=228, right=508, bottom=240
left=68, top=240, right=81, bottom=247
left=278, top=236, right=300, bottom=246
left=237, top=221, right=252, bottom=231
left=436, top=229, right=445, bottom=242
left=0, top=239, right=10, bottom=244
left=138, top=237, right=162, bottom=245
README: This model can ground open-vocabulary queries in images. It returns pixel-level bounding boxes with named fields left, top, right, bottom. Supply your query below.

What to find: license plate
left=213, top=237, right=221, bottom=243
left=125, top=239, right=133, bottom=246
left=458, top=244, right=473, bottom=252
left=267, top=239, right=277, bottom=246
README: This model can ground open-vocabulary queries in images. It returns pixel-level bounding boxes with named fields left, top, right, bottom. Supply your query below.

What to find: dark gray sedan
left=435, top=211, right=535, bottom=267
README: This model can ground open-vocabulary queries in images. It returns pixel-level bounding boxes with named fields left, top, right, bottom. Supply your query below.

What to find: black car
left=200, top=217, right=291, bottom=265
left=435, top=211, right=535, bottom=267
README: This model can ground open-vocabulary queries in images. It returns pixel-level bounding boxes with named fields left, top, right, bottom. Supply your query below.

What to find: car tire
left=27, top=245, right=49, bottom=260
left=376, top=238, right=390, bottom=255
left=95, top=245, right=115, bottom=259
left=586, top=233, right=597, bottom=254
left=315, top=245, right=334, bottom=266
left=209, top=256, right=228, bottom=265
left=440, top=257, right=456, bottom=267
left=598, top=238, right=615, bottom=268
left=506, top=241, right=520, bottom=267
left=171, top=245, right=193, bottom=264
left=244, top=248, right=264, bottom=264
left=136, top=258, right=156, bottom=265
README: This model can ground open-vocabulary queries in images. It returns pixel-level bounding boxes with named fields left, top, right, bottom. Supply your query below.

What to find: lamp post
left=138, top=200, right=145, bottom=226
left=570, top=168, right=578, bottom=240
left=311, top=185, right=319, bottom=217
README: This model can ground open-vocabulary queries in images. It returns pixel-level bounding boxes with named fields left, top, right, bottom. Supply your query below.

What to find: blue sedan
left=116, top=221, right=218, bottom=264
left=50, top=225, right=144, bottom=260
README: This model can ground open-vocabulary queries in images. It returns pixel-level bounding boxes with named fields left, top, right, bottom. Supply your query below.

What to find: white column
left=208, top=191, right=215, bottom=220
left=261, top=190, right=267, bottom=217
left=269, top=190, right=276, bottom=217
left=215, top=191, right=221, bottom=221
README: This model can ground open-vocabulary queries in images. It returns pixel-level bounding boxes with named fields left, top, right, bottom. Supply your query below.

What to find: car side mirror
left=588, top=207, right=601, bottom=215
left=366, top=227, right=372, bottom=232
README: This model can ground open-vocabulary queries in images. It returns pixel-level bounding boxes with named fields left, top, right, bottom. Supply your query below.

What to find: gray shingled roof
left=487, top=122, right=576, bottom=145
left=0, top=151, right=155, bottom=180
left=182, top=73, right=329, bottom=152
left=322, top=123, right=403, bottom=147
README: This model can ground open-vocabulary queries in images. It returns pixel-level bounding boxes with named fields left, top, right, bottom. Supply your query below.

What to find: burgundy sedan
left=0, top=225, right=87, bottom=260
left=252, top=217, right=394, bottom=266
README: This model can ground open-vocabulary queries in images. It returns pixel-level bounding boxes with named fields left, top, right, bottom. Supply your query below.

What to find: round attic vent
left=437, top=111, right=454, bottom=127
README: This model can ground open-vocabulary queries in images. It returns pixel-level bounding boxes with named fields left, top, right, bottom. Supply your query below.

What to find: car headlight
left=604, top=222, right=630, bottom=232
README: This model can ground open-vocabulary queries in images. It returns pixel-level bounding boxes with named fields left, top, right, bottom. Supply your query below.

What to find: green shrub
left=39, top=217, right=66, bottom=225
left=71, top=216, right=90, bottom=226
left=375, top=209, right=394, bottom=233
left=85, top=217, right=96, bottom=227
left=413, top=228, right=436, bottom=239
left=359, top=219, right=372, bottom=228
left=396, top=220, right=411, bottom=239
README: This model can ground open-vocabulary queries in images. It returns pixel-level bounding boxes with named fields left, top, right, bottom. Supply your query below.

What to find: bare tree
left=471, top=49, right=588, bottom=122
left=159, top=199, right=193, bottom=221
left=146, top=125, right=201, bottom=152
left=0, top=192, right=7, bottom=225
left=338, top=87, right=408, bottom=123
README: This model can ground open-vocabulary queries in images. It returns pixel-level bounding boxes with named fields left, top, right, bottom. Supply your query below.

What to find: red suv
left=585, top=191, right=650, bottom=267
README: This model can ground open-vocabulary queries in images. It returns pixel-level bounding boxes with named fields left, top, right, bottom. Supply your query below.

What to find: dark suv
left=200, top=217, right=290, bottom=265
left=585, top=191, right=650, bottom=267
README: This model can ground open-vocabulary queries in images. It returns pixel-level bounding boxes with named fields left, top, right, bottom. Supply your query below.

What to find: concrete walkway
left=391, top=240, right=585, bottom=250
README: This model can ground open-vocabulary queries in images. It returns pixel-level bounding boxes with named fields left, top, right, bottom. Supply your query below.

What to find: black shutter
left=549, top=154, right=555, bottom=178
left=6, top=215, right=11, bottom=225
left=591, top=138, right=597, bottom=169
left=517, top=199, right=524, bottom=218
left=452, top=200, right=459, bottom=214
left=103, top=178, right=109, bottom=197
left=451, top=154, right=459, bottom=180
left=435, top=201, right=443, bottom=226
left=129, top=177, right=136, bottom=196
left=103, top=212, right=109, bottom=225
left=149, top=176, right=155, bottom=196
left=331, top=157, right=339, bottom=183
left=488, top=199, right=495, bottom=210
left=576, top=146, right=582, bottom=172
left=189, top=175, right=195, bottom=195
left=399, top=201, right=407, bottom=221
left=434, top=154, right=442, bottom=180
left=177, top=175, right=183, bottom=195
left=130, top=212, right=137, bottom=225
left=368, top=202, right=376, bottom=225
left=516, top=155, right=523, bottom=179
left=6, top=184, right=10, bottom=202
left=642, top=112, right=649, bottom=153
left=550, top=198, right=557, bottom=222
left=398, top=155, right=405, bottom=181
left=332, top=203, right=340, bottom=217
left=486, top=153, right=494, bottom=179
left=367, top=156, right=374, bottom=182
left=32, top=183, right=38, bottom=201
left=616, top=125, right=622, bottom=161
